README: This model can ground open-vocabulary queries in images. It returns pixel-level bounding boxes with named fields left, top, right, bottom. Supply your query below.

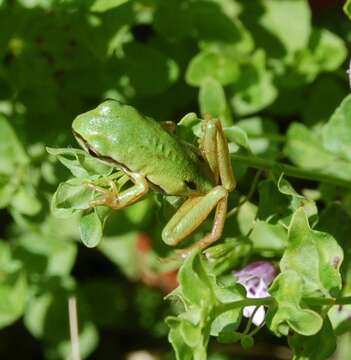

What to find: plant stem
left=216, top=295, right=351, bottom=315
left=335, top=296, right=351, bottom=304
left=68, top=296, right=81, bottom=360
left=230, top=154, right=351, bottom=190
left=216, top=297, right=273, bottom=315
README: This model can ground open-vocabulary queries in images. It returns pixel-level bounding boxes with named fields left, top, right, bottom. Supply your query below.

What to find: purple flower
left=233, top=261, right=277, bottom=326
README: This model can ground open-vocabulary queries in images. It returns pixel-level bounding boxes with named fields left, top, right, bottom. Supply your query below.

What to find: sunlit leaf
left=280, top=208, right=343, bottom=297
left=268, top=270, right=323, bottom=336
left=80, top=209, right=104, bottom=248
left=323, top=94, right=351, bottom=162
left=231, top=50, right=277, bottom=116
left=90, top=0, right=130, bottom=12
left=187, top=51, right=239, bottom=86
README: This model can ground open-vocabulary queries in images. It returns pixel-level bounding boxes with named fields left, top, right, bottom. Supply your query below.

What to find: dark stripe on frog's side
left=72, top=129, right=168, bottom=194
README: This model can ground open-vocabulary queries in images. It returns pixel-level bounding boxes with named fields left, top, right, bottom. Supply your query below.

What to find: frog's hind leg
left=88, top=170, right=149, bottom=209
left=162, top=185, right=228, bottom=257
left=177, top=194, right=228, bottom=258
left=200, top=116, right=236, bottom=191
left=163, top=117, right=236, bottom=258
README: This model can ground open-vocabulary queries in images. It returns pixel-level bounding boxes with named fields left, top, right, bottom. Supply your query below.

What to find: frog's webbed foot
left=88, top=170, right=149, bottom=210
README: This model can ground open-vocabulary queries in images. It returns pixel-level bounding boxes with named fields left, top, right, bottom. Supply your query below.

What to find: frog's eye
left=184, top=180, right=197, bottom=190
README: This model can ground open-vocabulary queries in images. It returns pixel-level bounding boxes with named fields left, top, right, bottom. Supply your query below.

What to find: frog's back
left=72, top=101, right=213, bottom=195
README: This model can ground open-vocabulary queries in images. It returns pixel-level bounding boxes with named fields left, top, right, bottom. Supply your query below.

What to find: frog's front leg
left=88, top=170, right=149, bottom=209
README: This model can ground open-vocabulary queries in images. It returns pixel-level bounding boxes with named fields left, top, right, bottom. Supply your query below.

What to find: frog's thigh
left=91, top=171, right=149, bottom=209
left=162, top=186, right=227, bottom=246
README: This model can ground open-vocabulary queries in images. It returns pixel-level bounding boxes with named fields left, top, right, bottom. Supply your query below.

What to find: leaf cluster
left=1, top=0, right=351, bottom=359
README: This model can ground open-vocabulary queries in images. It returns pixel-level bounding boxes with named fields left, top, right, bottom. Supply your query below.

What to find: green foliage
left=1, top=0, right=351, bottom=359
left=280, top=208, right=342, bottom=297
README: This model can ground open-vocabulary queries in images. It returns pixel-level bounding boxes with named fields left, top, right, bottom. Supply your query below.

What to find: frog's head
left=72, top=100, right=123, bottom=157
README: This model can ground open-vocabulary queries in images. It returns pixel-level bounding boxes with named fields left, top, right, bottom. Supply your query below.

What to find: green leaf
left=217, top=329, right=242, bottom=344
left=259, top=0, right=311, bottom=55
left=285, top=123, right=351, bottom=181
left=323, top=94, right=351, bottom=162
left=0, top=270, right=28, bottom=328
left=122, top=43, right=179, bottom=96
left=224, top=126, right=250, bottom=150
left=236, top=201, right=257, bottom=235
left=309, top=28, right=347, bottom=72
left=90, top=0, right=130, bottom=12
left=257, top=179, right=291, bottom=221
left=167, top=253, right=245, bottom=358
left=272, top=26, right=346, bottom=89
left=186, top=51, right=239, bottom=86
left=204, top=238, right=252, bottom=275
left=344, top=0, right=351, bottom=19
left=231, top=50, right=277, bottom=116
left=317, top=204, right=351, bottom=279
left=0, top=114, right=28, bottom=174
left=46, top=147, right=113, bottom=177
left=236, top=117, right=280, bottom=159
left=180, top=318, right=203, bottom=347
left=289, top=317, right=336, bottom=360
left=199, top=78, right=226, bottom=118
left=178, top=252, right=216, bottom=307
left=280, top=208, right=343, bottom=297
left=317, top=205, right=351, bottom=249
left=210, top=308, right=241, bottom=337
left=250, top=221, right=287, bottom=254
left=277, top=175, right=303, bottom=199
left=154, top=0, right=192, bottom=39
left=241, top=334, right=254, bottom=350
left=11, top=187, right=41, bottom=216
left=80, top=209, right=103, bottom=248
left=268, top=270, right=323, bottom=336
left=124, top=197, right=154, bottom=226
left=167, top=317, right=200, bottom=360
left=0, top=241, right=20, bottom=273
left=75, top=6, right=134, bottom=60
left=14, top=233, right=77, bottom=276
left=155, top=0, right=253, bottom=55
left=257, top=177, right=315, bottom=225
left=302, top=76, right=346, bottom=126
left=51, top=179, right=94, bottom=217
left=0, top=175, right=20, bottom=208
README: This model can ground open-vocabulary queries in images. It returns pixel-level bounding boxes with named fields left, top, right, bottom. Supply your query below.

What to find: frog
left=72, top=100, right=236, bottom=257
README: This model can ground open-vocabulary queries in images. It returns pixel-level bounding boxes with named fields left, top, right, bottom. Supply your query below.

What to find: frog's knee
left=162, top=228, right=180, bottom=246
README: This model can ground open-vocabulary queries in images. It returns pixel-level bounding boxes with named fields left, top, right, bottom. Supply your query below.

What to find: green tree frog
left=72, top=100, right=236, bottom=257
